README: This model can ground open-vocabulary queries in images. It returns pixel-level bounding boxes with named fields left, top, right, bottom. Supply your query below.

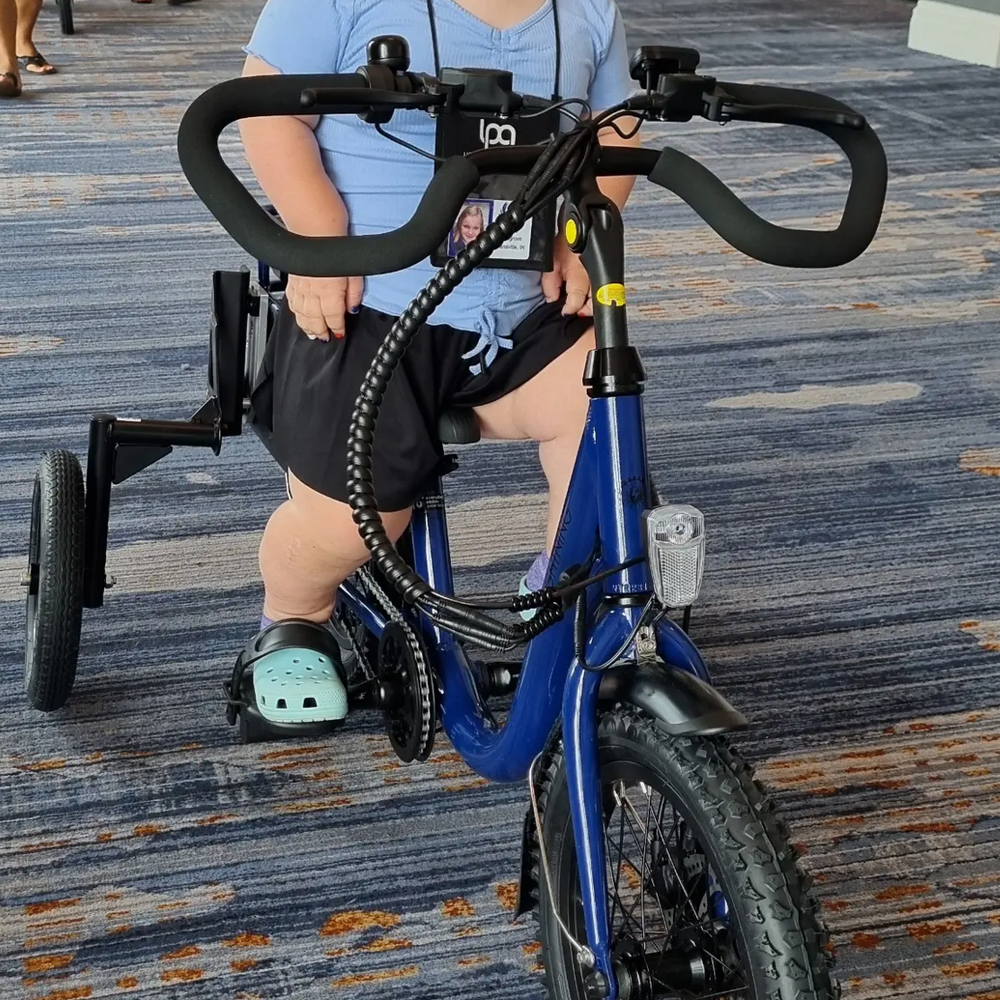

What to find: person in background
left=0, top=0, right=56, bottom=94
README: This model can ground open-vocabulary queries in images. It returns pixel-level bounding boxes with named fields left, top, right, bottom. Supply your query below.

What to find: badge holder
left=426, top=0, right=562, bottom=271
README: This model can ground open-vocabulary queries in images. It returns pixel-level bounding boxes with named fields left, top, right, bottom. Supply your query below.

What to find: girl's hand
left=541, top=239, right=593, bottom=318
left=286, top=274, right=364, bottom=341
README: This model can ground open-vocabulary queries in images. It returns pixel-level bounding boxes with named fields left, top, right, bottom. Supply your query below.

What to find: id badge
left=432, top=105, right=561, bottom=271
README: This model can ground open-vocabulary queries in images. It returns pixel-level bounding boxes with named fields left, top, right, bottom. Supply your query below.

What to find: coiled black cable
left=345, top=117, right=629, bottom=650
left=345, top=201, right=568, bottom=650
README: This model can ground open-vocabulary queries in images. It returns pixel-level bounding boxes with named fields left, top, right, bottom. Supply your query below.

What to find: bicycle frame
left=334, top=170, right=712, bottom=995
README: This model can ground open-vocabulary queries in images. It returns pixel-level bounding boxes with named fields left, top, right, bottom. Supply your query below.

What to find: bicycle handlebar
left=176, top=71, right=887, bottom=276
left=177, top=74, right=480, bottom=277
left=650, top=81, right=887, bottom=268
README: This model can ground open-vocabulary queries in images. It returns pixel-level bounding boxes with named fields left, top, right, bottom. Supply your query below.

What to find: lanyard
left=426, top=0, right=562, bottom=100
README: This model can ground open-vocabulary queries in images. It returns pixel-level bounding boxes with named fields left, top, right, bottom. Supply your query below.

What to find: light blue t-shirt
left=245, top=0, right=633, bottom=371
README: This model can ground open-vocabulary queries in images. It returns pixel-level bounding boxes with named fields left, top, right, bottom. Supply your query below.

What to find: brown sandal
left=18, top=53, right=57, bottom=75
left=0, top=72, right=22, bottom=98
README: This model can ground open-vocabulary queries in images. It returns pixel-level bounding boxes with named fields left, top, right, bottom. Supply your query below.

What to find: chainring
left=376, top=620, right=436, bottom=763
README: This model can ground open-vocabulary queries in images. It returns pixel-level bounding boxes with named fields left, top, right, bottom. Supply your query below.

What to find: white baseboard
left=909, top=0, right=1000, bottom=67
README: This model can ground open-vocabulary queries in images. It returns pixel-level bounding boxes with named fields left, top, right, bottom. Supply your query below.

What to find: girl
left=240, top=0, right=640, bottom=704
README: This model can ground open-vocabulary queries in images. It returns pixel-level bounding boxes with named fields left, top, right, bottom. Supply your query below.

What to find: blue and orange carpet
left=2, top=0, right=999, bottom=996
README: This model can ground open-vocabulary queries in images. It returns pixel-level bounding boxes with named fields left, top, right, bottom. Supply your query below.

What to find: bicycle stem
left=565, top=170, right=647, bottom=400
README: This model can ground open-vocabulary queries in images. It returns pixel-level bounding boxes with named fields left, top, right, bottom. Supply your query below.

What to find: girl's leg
left=472, top=328, right=594, bottom=552
left=15, top=0, right=55, bottom=74
left=258, top=469, right=412, bottom=624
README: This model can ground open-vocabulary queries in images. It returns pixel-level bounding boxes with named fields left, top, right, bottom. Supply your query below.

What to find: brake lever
left=704, top=89, right=866, bottom=130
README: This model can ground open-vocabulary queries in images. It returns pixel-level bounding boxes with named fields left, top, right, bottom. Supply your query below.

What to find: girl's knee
left=285, top=470, right=411, bottom=559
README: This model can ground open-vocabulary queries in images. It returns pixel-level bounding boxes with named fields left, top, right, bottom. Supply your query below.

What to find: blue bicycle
left=23, top=39, right=886, bottom=1000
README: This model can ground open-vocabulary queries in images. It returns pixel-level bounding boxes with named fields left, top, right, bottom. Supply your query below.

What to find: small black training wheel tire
left=534, top=712, right=836, bottom=1000
left=25, top=450, right=86, bottom=712
left=56, top=0, right=74, bottom=35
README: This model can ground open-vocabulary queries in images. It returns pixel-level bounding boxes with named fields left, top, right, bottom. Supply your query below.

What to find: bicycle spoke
left=616, top=791, right=664, bottom=940
left=620, top=789, right=703, bottom=929
left=607, top=785, right=676, bottom=961
left=607, top=790, right=627, bottom=933
left=640, top=788, right=652, bottom=948
left=630, top=788, right=702, bottom=926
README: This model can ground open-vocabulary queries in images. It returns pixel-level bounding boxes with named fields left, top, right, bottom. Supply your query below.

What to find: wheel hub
left=611, top=955, right=652, bottom=1000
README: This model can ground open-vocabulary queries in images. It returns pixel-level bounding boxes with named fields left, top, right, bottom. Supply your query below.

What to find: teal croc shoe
left=226, top=619, right=350, bottom=743
left=253, top=642, right=348, bottom=725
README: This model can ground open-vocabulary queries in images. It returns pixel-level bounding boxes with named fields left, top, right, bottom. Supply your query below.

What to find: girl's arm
left=239, top=55, right=362, bottom=339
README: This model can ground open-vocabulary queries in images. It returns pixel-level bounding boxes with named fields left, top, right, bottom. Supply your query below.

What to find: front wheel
left=534, top=712, right=836, bottom=1000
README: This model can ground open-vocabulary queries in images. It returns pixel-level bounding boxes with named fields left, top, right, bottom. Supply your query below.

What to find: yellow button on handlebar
left=565, top=218, right=579, bottom=246
left=595, top=283, right=626, bottom=307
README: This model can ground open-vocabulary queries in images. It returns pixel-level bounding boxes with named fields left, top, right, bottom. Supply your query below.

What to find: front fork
left=561, top=607, right=642, bottom=1000
left=563, top=658, right=615, bottom=994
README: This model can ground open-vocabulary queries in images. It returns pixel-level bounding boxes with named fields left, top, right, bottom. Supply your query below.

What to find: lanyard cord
left=426, top=0, right=562, bottom=100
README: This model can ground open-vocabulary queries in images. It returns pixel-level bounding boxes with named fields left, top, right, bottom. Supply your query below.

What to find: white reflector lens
left=643, top=504, right=706, bottom=607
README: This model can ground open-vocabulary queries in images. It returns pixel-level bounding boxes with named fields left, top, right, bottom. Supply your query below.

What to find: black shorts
left=250, top=299, right=591, bottom=510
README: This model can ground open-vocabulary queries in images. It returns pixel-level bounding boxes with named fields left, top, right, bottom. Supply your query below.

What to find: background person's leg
left=0, top=0, right=20, bottom=94
left=258, top=470, right=412, bottom=624
left=472, top=328, right=594, bottom=553
left=15, top=0, right=54, bottom=74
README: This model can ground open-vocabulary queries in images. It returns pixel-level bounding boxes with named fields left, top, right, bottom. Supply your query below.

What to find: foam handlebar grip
left=177, top=74, right=481, bottom=277
left=649, top=82, right=888, bottom=268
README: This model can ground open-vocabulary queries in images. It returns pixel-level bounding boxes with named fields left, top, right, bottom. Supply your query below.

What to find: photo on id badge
left=446, top=197, right=532, bottom=261
left=448, top=199, right=492, bottom=257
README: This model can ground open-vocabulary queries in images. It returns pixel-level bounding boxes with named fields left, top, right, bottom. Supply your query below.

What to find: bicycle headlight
left=642, top=504, right=706, bottom=608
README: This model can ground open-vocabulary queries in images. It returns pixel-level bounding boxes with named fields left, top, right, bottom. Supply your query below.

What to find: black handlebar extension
left=176, top=71, right=887, bottom=276
left=177, top=74, right=480, bottom=278
left=653, top=82, right=887, bottom=268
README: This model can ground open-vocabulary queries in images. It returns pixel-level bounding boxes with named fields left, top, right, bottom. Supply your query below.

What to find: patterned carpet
left=2, top=0, right=1000, bottom=997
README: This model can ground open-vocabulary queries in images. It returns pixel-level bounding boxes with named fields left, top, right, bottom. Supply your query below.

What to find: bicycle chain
left=355, top=566, right=436, bottom=761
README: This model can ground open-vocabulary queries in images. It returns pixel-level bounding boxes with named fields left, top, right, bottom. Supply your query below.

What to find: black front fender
left=598, top=661, right=748, bottom=735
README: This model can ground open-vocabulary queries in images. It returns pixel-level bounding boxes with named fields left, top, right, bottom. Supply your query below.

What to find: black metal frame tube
left=112, top=419, right=220, bottom=450
left=81, top=414, right=223, bottom=609
left=83, top=415, right=114, bottom=608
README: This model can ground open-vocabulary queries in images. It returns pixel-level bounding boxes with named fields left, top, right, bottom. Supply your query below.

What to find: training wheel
left=24, top=450, right=85, bottom=711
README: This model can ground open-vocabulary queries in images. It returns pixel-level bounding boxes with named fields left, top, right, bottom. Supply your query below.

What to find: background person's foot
left=0, top=72, right=22, bottom=98
left=17, top=53, right=56, bottom=75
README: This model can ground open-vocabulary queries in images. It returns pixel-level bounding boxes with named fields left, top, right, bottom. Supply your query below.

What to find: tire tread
left=530, top=710, right=838, bottom=1000
left=26, top=450, right=85, bottom=712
